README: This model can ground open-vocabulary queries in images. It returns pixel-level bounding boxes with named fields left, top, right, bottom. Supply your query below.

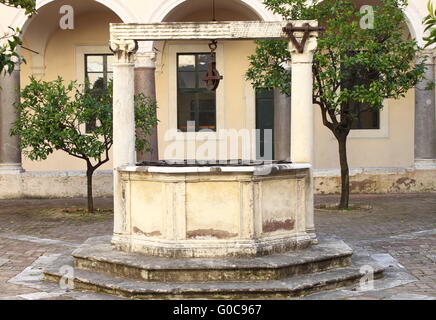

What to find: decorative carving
left=135, top=50, right=156, bottom=68
left=285, top=22, right=320, bottom=63
left=288, top=36, right=318, bottom=57
left=109, top=39, right=138, bottom=64
left=418, top=48, right=436, bottom=65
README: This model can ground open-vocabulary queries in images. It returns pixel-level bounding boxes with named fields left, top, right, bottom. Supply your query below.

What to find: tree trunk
left=337, top=135, right=350, bottom=209
left=86, top=165, right=95, bottom=213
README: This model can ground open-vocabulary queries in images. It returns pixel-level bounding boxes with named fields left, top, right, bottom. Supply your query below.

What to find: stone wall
left=0, top=168, right=435, bottom=199
left=315, top=168, right=436, bottom=194
left=0, top=171, right=113, bottom=199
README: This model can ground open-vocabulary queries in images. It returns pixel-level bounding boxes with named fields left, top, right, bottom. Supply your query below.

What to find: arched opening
left=162, top=0, right=263, bottom=22
left=153, top=0, right=271, bottom=160
left=19, top=0, right=125, bottom=172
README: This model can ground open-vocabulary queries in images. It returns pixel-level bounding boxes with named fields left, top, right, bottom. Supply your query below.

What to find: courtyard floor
left=0, top=193, right=434, bottom=300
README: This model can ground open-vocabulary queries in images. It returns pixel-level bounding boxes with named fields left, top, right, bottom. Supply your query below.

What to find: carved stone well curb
left=112, top=163, right=314, bottom=258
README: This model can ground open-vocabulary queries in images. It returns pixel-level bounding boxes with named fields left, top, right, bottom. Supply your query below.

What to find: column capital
left=109, top=39, right=138, bottom=64
left=418, top=48, right=436, bottom=65
left=283, top=21, right=320, bottom=64
left=288, top=36, right=318, bottom=64
left=135, top=50, right=156, bottom=69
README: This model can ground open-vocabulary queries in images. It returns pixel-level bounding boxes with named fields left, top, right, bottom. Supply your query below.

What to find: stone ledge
left=1, top=167, right=435, bottom=199
left=72, top=236, right=352, bottom=282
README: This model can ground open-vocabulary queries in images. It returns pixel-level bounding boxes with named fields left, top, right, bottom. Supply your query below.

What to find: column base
left=0, top=163, right=24, bottom=174
left=414, top=159, right=436, bottom=170
left=307, top=229, right=318, bottom=244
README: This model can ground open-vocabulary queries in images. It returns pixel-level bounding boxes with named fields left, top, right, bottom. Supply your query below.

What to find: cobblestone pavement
left=0, top=194, right=434, bottom=300
left=313, top=193, right=436, bottom=299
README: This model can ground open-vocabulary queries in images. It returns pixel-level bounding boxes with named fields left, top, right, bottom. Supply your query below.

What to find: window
left=85, top=54, right=114, bottom=88
left=84, top=54, right=114, bottom=132
left=348, top=100, right=380, bottom=129
left=177, top=53, right=216, bottom=132
left=255, top=89, right=274, bottom=160
left=341, top=53, right=380, bottom=130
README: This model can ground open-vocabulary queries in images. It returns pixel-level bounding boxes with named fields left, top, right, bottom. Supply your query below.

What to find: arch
left=148, top=0, right=279, bottom=23
left=143, top=0, right=279, bottom=52
left=9, top=0, right=135, bottom=78
left=403, top=1, right=425, bottom=47
left=9, top=0, right=137, bottom=33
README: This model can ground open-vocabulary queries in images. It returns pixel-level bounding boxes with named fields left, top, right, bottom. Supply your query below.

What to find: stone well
left=112, top=161, right=314, bottom=258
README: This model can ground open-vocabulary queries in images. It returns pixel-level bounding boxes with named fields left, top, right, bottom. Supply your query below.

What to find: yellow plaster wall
left=9, top=1, right=425, bottom=171
left=314, top=90, right=415, bottom=168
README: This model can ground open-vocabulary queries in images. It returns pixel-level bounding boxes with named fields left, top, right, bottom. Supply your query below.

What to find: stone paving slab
left=0, top=258, right=9, bottom=267
left=0, top=194, right=435, bottom=299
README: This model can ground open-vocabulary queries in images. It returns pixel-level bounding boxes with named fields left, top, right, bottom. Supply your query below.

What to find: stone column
left=414, top=50, right=436, bottom=169
left=288, top=29, right=318, bottom=244
left=110, top=39, right=137, bottom=236
left=0, top=63, right=23, bottom=173
left=135, top=42, right=159, bottom=162
left=274, top=87, right=291, bottom=161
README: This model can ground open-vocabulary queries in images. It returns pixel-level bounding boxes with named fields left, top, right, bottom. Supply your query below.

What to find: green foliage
left=247, top=0, right=425, bottom=124
left=11, top=77, right=158, bottom=164
left=135, top=94, right=158, bottom=153
left=0, top=27, right=23, bottom=74
left=0, top=0, right=36, bottom=74
left=424, top=0, right=436, bottom=48
left=247, top=0, right=426, bottom=208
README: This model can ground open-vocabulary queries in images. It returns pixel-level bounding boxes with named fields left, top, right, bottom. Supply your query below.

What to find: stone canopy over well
left=109, top=20, right=320, bottom=257
left=40, top=17, right=385, bottom=299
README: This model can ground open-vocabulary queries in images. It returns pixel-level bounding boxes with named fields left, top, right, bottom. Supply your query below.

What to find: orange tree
left=11, top=77, right=158, bottom=213
left=246, top=0, right=426, bottom=208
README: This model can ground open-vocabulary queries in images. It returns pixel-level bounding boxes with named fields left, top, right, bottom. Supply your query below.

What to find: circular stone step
left=43, top=252, right=384, bottom=299
left=70, top=236, right=353, bottom=283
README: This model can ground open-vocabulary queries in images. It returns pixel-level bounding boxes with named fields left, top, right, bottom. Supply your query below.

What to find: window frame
left=347, top=101, right=389, bottom=139
left=83, top=53, right=113, bottom=133
left=340, top=51, right=381, bottom=131
left=176, top=52, right=217, bottom=132
left=75, top=46, right=113, bottom=134
left=84, top=53, right=113, bottom=88
left=168, top=43, right=225, bottom=141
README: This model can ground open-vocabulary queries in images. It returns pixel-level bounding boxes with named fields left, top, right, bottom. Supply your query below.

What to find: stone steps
left=42, top=236, right=384, bottom=299
left=44, top=253, right=383, bottom=299
left=71, top=236, right=353, bottom=282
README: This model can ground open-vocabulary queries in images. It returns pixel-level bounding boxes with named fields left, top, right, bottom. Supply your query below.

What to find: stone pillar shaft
left=135, top=46, right=158, bottom=162
left=274, top=88, right=291, bottom=161
left=113, top=64, right=136, bottom=168
left=290, top=59, right=314, bottom=164
left=0, top=67, right=23, bottom=173
left=110, top=39, right=137, bottom=235
left=415, top=51, right=435, bottom=164
left=288, top=33, right=318, bottom=243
